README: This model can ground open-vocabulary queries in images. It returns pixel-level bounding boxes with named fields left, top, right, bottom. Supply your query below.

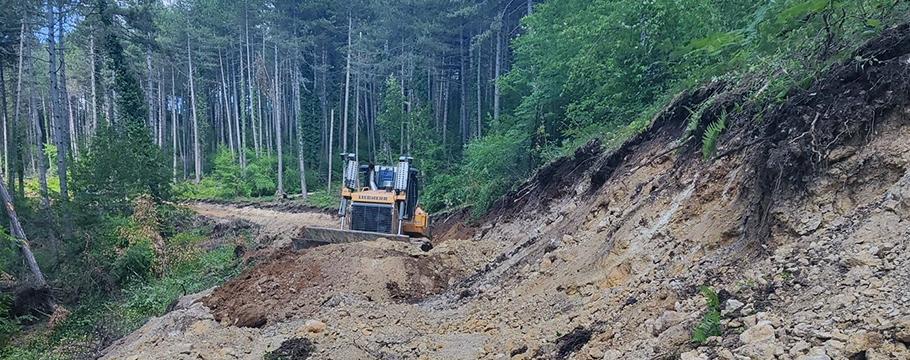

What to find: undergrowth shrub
left=112, top=240, right=156, bottom=283
left=0, top=293, right=20, bottom=346
left=426, top=128, right=531, bottom=216
left=691, top=286, right=722, bottom=344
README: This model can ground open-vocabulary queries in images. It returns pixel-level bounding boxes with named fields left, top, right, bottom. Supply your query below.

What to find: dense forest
left=0, top=0, right=908, bottom=358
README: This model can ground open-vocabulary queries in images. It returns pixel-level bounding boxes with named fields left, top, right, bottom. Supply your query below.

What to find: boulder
left=679, top=350, right=708, bottom=360
left=740, top=321, right=776, bottom=344
left=844, top=330, right=883, bottom=357
left=302, top=319, right=327, bottom=334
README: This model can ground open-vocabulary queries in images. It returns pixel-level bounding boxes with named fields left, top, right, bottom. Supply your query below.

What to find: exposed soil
left=102, top=25, right=910, bottom=360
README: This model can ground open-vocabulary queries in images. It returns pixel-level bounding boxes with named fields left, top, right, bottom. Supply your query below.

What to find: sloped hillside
left=102, top=24, right=910, bottom=360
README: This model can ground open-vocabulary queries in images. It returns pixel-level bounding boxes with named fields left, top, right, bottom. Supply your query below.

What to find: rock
left=896, top=329, right=910, bottom=344
left=233, top=309, right=267, bottom=328
left=845, top=330, right=883, bottom=356
left=656, top=324, right=690, bottom=348
left=652, top=310, right=685, bottom=335
left=896, top=317, right=910, bottom=344
left=602, top=349, right=623, bottom=359
left=680, top=350, right=708, bottom=360
left=736, top=321, right=781, bottom=359
left=302, top=319, right=326, bottom=334
left=715, top=348, right=735, bottom=360
left=740, top=321, right=776, bottom=344
left=188, top=320, right=213, bottom=336
left=724, top=299, right=745, bottom=314
left=823, top=339, right=845, bottom=357
left=846, top=250, right=881, bottom=268
left=507, top=339, right=527, bottom=357
left=736, top=340, right=783, bottom=360
left=796, top=355, right=831, bottom=360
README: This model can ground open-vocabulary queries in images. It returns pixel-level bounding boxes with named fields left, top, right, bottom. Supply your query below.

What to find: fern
left=691, top=286, right=722, bottom=344
left=701, top=111, right=728, bottom=160
left=682, top=95, right=718, bottom=143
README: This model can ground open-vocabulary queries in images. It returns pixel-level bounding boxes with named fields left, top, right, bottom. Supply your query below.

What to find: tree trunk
left=146, top=41, right=155, bottom=133
left=171, top=68, right=177, bottom=182
left=187, top=35, right=201, bottom=184
left=237, top=43, right=248, bottom=169
left=245, top=8, right=259, bottom=157
left=460, top=29, right=467, bottom=144
left=47, top=2, right=70, bottom=202
left=157, top=70, right=164, bottom=147
left=319, top=49, right=328, bottom=170
left=29, top=58, right=50, bottom=209
left=475, top=37, right=482, bottom=138
left=232, top=51, right=245, bottom=168
left=219, top=49, right=235, bottom=157
left=294, top=65, right=307, bottom=199
left=10, top=22, right=26, bottom=187
left=89, top=32, right=98, bottom=134
left=442, top=77, right=449, bottom=157
left=273, top=44, right=284, bottom=196
left=342, top=16, right=353, bottom=156
left=262, top=29, right=271, bottom=157
left=0, top=176, right=49, bottom=289
left=326, top=109, right=335, bottom=193
left=1, top=63, right=8, bottom=182
left=354, top=66, right=360, bottom=161
left=493, top=20, right=502, bottom=122
left=58, top=17, right=74, bottom=159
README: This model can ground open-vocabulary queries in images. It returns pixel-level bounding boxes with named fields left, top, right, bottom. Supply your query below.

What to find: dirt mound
left=202, top=239, right=481, bottom=328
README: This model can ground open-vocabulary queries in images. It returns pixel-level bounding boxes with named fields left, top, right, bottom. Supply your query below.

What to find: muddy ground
left=102, top=26, right=910, bottom=360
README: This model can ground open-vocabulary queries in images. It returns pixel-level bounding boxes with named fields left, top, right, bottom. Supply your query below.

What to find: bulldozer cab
left=338, top=154, right=428, bottom=237
left=295, top=154, right=431, bottom=251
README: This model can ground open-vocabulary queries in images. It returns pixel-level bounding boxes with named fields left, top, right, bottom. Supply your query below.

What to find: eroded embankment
left=103, top=25, right=910, bottom=360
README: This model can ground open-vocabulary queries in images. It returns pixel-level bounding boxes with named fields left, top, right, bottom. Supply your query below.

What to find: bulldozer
left=297, top=154, right=431, bottom=250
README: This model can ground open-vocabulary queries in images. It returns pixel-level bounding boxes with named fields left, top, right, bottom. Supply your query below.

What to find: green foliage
left=43, top=145, right=58, bottom=176
left=119, top=244, right=239, bottom=327
left=246, top=154, right=278, bottom=197
left=691, top=286, right=722, bottom=344
left=701, top=112, right=729, bottom=160
left=424, top=127, right=530, bottom=216
left=0, top=293, right=21, bottom=347
left=1, top=217, right=244, bottom=360
left=377, top=76, right=408, bottom=162
left=72, top=123, right=171, bottom=214
left=112, top=239, right=156, bottom=283
left=304, top=190, right=339, bottom=210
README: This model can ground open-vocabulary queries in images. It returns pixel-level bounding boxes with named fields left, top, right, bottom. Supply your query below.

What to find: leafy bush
left=424, top=127, right=531, bottom=216
left=112, top=239, right=156, bottom=283
left=691, top=286, right=722, bottom=344
left=72, top=123, right=171, bottom=213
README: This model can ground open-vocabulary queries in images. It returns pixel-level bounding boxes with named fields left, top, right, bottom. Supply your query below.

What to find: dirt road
left=188, top=202, right=339, bottom=250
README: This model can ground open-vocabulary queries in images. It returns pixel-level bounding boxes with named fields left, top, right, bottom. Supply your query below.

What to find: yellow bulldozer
left=297, top=154, right=431, bottom=250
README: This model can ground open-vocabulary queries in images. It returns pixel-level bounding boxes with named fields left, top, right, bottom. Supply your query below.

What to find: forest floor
left=101, top=27, right=910, bottom=360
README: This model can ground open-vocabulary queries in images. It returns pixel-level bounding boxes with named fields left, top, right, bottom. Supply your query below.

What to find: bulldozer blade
left=295, top=227, right=432, bottom=251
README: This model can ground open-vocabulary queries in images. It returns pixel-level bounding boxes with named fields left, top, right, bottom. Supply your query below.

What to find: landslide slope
left=103, top=25, right=910, bottom=360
